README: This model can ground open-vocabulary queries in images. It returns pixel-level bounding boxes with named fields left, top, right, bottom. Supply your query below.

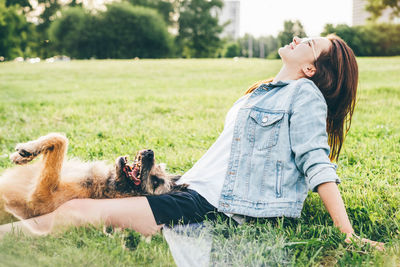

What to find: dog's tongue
left=131, top=166, right=141, bottom=185
left=123, top=163, right=141, bottom=186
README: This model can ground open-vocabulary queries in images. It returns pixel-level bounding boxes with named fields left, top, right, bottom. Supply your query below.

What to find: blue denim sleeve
left=289, top=80, right=341, bottom=192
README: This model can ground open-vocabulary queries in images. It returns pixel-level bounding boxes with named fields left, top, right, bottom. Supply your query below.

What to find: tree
left=322, top=24, right=365, bottom=55
left=322, top=23, right=400, bottom=56
left=177, top=0, right=224, bottom=58
left=33, top=0, right=83, bottom=58
left=98, top=2, right=173, bottom=58
left=127, top=0, right=177, bottom=25
left=277, top=20, right=306, bottom=47
left=48, top=7, right=89, bottom=58
left=365, top=0, right=400, bottom=20
left=3, top=0, right=66, bottom=58
left=0, top=0, right=37, bottom=59
left=261, top=35, right=279, bottom=58
left=235, top=34, right=278, bottom=58
left=5, top=0, right=32, bottom=12
left=49, top=3, right=173, bottom=59
left=224, top=42, right=240, bottom=57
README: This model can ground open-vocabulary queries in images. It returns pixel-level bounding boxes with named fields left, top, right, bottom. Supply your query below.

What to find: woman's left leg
left=0, top=196, right=162, bottom=239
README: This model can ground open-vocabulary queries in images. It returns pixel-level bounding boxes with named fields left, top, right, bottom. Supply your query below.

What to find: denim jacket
left=217, top=78, right=340, bottom=218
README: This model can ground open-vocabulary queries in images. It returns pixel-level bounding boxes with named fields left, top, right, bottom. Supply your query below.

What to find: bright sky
left=239, top=0, right=353, bottom=37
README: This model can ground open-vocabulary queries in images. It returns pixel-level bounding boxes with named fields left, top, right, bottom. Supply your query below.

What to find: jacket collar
left=257, top=80, right=293, bottom=91
left=268, top=80, right=293, bottom=87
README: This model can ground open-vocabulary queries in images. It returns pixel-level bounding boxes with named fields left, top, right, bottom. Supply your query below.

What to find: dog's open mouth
left=122, top=153, right=142, bottom=186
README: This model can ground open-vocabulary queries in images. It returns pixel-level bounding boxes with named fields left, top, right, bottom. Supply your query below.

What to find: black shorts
left=146, top=189, right=222, bottom=226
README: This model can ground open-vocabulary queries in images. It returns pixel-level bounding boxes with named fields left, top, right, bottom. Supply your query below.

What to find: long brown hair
left=245, top=34, right=358, bottom=162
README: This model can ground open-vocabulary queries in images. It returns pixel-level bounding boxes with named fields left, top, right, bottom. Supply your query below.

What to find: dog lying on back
left=0, top=133, right=186, bottom=220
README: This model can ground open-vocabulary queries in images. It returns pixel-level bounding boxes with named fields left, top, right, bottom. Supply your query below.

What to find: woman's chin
left=277, top=48, right=288, bottom=61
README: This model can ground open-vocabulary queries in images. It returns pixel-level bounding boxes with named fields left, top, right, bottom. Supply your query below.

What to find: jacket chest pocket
left=247, top=110, right=284, bottom=150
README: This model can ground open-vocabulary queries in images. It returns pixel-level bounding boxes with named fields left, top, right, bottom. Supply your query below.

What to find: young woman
left=0, top=34, right=384, bottom=250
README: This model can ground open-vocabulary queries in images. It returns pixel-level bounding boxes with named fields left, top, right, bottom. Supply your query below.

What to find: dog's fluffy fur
left=0, top=133, right=185, bottom=220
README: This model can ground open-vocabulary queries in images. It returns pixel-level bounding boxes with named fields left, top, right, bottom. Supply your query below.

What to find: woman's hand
left=345, top=233, right=385, bottom=251
left=317, top=182, right=385, bottom=251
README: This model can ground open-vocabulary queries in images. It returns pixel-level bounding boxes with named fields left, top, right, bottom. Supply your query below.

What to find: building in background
left=353, top=0, right=400, bottom=25
left=214, top=0, right=240, bottom=39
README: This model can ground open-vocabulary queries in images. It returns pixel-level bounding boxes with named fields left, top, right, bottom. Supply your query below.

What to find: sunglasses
left=300, top=37, right=317, bottom=62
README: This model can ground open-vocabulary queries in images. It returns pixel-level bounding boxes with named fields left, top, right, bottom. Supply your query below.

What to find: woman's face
left=278, top=36, right=331, bottom=67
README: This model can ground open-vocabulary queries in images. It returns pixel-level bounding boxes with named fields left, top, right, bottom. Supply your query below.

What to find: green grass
left=0, top=58, right=399, bottom=266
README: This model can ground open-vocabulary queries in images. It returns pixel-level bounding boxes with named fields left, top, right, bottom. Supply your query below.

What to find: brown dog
left=0, top=133, right=185, bottom=220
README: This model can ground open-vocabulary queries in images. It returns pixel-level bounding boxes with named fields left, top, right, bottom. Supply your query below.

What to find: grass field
left=0, top=58, right=399, bottom=266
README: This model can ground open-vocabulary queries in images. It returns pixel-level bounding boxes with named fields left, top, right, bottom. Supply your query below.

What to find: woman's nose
left=293, top=36, right=301, bottom=44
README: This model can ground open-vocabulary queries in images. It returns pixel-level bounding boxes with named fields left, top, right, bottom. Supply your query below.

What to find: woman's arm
left=317, top=182, right=384, bottom=250
left=288, top=82, right=384, bottom=250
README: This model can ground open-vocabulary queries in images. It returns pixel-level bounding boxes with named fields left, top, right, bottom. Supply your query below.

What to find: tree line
left=0, top=0, right=225, bottom=60
left=226, top=0, right=400, bottom=58
left=1, top=0, right=399, bottom=60
left=226, top=21, right=400, bottom=59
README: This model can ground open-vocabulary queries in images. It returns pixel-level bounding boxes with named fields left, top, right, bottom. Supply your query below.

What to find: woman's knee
left=139, top=223, right=163, bottom=237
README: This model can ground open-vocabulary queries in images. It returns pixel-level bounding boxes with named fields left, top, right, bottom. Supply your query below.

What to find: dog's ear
left=172, top=183, right=189, bottom=191
left=168, top=175, right=181, bottom=182
left=159, top=163, right=167, bottom=172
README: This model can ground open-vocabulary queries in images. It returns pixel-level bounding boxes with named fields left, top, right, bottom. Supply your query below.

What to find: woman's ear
left=302, top=64, right=316, bottom=78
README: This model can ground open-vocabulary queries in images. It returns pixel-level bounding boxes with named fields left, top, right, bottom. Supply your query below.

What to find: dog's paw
left=10, top=142, right=40, bottom=165
left=10, top=151, right=33, bottom=165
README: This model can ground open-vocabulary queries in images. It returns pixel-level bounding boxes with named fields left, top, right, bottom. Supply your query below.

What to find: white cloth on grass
left=163, top=223, right=213, bottom=267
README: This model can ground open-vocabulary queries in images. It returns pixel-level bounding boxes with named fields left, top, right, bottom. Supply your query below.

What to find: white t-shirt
left=178, top=95, right=249, bottom=208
